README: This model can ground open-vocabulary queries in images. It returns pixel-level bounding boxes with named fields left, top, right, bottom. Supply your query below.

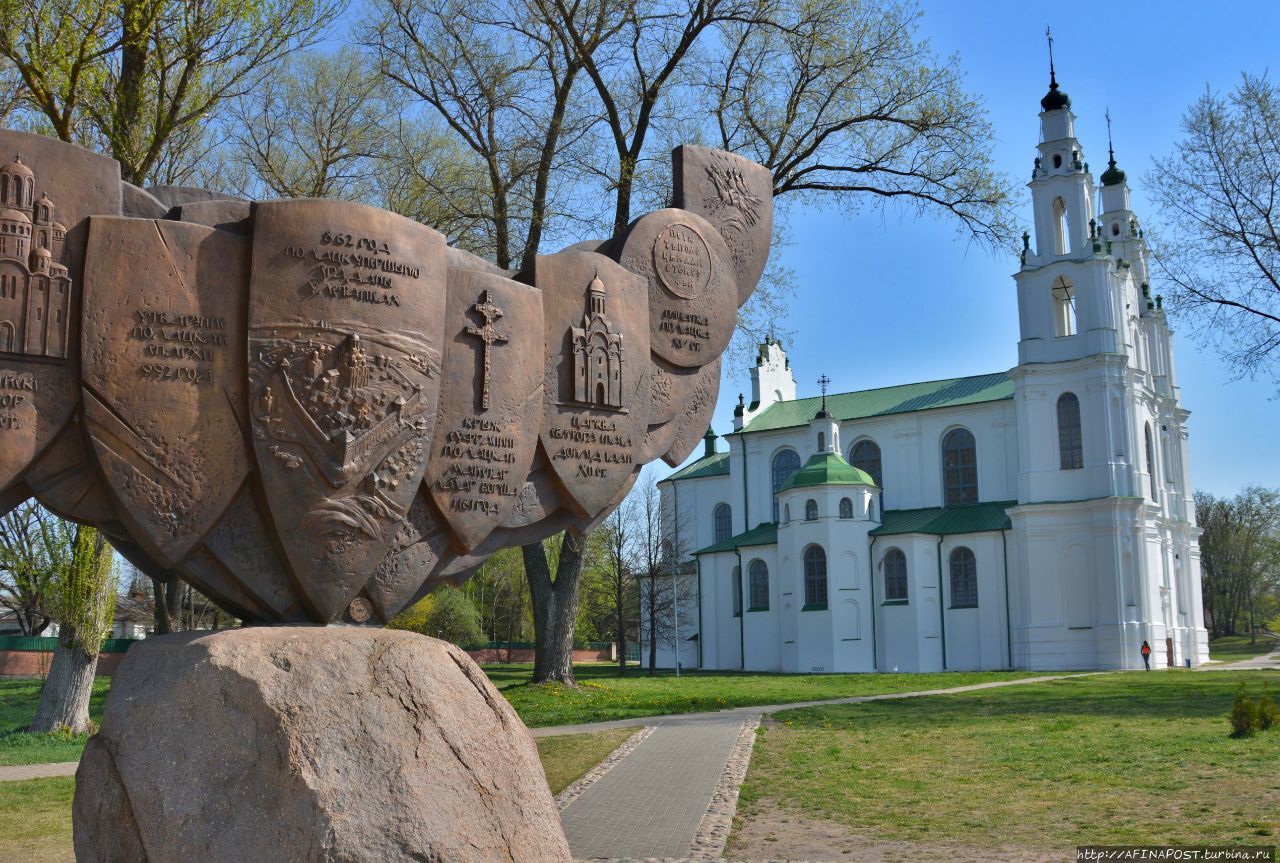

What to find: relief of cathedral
left=0, top=156, right=71, bottom=359
left=570, top=272, right=624, bottom=409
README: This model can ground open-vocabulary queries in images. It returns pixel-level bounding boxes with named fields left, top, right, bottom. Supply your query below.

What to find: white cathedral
left=656, top=71, right=1209, bottom=674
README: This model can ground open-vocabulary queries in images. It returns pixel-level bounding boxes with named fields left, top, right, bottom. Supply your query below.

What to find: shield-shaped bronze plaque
left=247, top=199, right=447, bottom=622
left=0, top=130, right=121, bottom=497
left=535, top=252, right=650, bottom=519
left=661, top=356, right=721, bottom=467
left=367, top=492, right=457, bottom=622
left=640, top=355, right=722, bottom=466
left=672, top=145, right=774, bottom=307
left=424, top=267, right=543, bottom=551
left=615, top=209, right=735, bottom=369
left=81, top=218, right=250, bottom=567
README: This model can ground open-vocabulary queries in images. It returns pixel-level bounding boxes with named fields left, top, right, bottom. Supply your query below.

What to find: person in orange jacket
left=1140, top=640, right=1152, bottom=671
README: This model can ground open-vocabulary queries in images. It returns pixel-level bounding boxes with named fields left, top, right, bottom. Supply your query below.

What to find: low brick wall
left=0, top=649, right=129, bottom=678
left=0, top=645, right=614, bottom=677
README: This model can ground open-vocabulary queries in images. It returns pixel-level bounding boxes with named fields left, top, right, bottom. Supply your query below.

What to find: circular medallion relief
left=348, top=597, right=373, bottom=624
left=652, top=223, right=711, bottom=300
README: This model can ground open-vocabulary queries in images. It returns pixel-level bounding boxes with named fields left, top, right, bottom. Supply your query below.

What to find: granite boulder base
left=73, top=627, right=570, bottom=863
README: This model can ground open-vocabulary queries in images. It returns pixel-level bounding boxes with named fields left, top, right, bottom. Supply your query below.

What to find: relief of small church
left=0, top=156, right=72, bottom=359
left=570, top=272, right=624, bottom=409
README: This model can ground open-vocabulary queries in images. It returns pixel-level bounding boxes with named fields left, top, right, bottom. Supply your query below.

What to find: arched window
left=803, top=546, right=828, bottom=607
left=849, top=439, right=882, bottom=489
left=949, top=547, right=978, bottom=608
left=1052, top=196, right=1068, bottom=255
left=1052, top=276, right=1076, bottom=337
left=884, top=548, right=908, bottom=601
left=839, top=497, right=853, bottom=519
left=868, top=497, right=877, bottom=520
left=731, top=565, right=742, bottom=617
left=1057, top=392, right=1083, bottom=469
left=748, top=559, right=769, bottom=610
left=783, top=503, right=790, bottom=524
left=771, top=449, right=801, bottom=522
left=942, top=428, right=978, bottom=506
left=804, top=499, right=818, bottom=521
left=1144, top=423, right=1157, bottom=500
left=817, top=431, right=825, bottom=451
left=713, top=503, right=732, bottom=544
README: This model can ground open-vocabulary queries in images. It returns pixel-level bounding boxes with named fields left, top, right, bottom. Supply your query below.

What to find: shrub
left=1257, top=682, right=1280, bottom=731
left=1230, top=680, right=1260, bottom=738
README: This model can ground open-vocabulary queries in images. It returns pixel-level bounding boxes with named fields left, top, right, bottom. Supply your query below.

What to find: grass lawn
left=0, top=729, right=637, bottom=862
left=733, top=670, right=1280, bottom=857
left=482, top=663, right=1050, bottom=727
left=0, top=777, right=74, bottom=863
left=0, top=679, right=109, bottom=767
left=535, top=727, right=637, bottom=794
left=1209, top=633, right=1278, bottom=661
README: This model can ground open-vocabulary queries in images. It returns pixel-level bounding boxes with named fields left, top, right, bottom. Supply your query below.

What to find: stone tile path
left=0, top=760, right=77, bottom=781
left=560, top=714, right=747, bottom=859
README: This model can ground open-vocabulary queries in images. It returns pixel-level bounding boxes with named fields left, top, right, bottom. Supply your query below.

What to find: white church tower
left=1007, top=45, right=1208, bottom=671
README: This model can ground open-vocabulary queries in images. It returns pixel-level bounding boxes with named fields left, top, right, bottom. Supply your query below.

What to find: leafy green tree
left=31, top=525, right=117, bottom=734
left=423, top=585, right=484, bottom=645
left=1196, top=487, right=1280, bottom=640
left=0, top=502, right=62, bottom=635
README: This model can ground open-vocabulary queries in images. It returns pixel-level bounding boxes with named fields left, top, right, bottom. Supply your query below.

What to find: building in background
left=655, top=73, right=1207, bottom=673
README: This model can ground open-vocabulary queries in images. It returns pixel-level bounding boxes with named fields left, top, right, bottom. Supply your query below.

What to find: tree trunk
left=647, top=573, right=657, bottom=675
left=30, top=636, right=97, bottom=734
left=615, top=574, right=626, bottom=676
left=522, top=531, right=585, bottom=685
left=152, top=576, right=182, bottom=634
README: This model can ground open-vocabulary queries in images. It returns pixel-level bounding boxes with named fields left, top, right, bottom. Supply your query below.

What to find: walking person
left=1140, top=640, right=1152, bottom=671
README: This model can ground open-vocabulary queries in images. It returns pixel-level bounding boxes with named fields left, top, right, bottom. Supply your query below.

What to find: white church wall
left=660, top=471, right=734, bottom=560
left=938, top=533, right=1010, bottom=671
left=741, top=546, right=782, bottom=671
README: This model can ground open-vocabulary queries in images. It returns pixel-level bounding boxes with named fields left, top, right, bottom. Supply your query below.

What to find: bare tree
left=0, top=0, right=344, bottom=184
left=1149, top=73, right=1280, bottom=391
left=594, top=499, right=641, bottom=674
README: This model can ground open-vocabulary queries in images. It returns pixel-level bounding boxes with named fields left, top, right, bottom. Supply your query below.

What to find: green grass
left=0, top=679, right=109, bottom=767
left=0, top=777, right=75, bottom=863
left=734, top=671, right=1280, bottom=854
left=1209, top=633, right=1278, bottom=661
left=482, top=663, right=1050, bottom=727
left=535, top=727, right=637, bottom=794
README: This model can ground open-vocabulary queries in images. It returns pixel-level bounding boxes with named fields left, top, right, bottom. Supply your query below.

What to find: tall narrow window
left=1144, top=423, right=1157, bottom=500
left=839, top=497, right=853, bottom=519
left=804, top=499, right=818, bottom=521
left=817, top=431, right=825, bottom=452
left=731, top=565, right=742, bottom=617
left=884, top=548, right=908, bottom=601
left=1057, top=392, right=1083, bottom=469
left=771, top=449, right=801, bottom=522
left=803, top=546, right=828, bottom=607
left=949, top=547, right=978, bottom=608
left=849, top=439, right=883, bottom=489
left=748, top=559, right=769, bottom=610
left=1052, top=277, right=1076, bottom=336
left=942, top=428, right=978, bottom=506
left=713, top=503, right=732, bottom=544
left=1052, top=196, right=1069, bottom=255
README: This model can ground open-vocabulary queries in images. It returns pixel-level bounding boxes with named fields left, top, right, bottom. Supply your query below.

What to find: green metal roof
left=661, top=451, right=730, bottom=483
left=741, top=372, right=1012, bottom=433
left=870, top=501, right=1015, bottom=537
left=695, top=522, right=778, bottom=555
left=778, top=451, right=876, bottom=492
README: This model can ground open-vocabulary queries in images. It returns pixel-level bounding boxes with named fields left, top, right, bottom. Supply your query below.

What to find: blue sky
left=672, top=0, right=1280, bottom=498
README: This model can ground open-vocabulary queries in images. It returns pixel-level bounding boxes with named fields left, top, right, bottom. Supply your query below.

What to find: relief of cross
left=465, top=289, right=509, bottom=410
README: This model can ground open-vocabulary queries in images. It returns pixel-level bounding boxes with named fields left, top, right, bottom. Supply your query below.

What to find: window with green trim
left=803, top=545, right=828, bottom=607
left=748, top=559, right=769, bottom=610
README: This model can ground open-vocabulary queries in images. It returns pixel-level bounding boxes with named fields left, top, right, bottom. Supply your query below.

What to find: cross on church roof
left=817, top=374, right=830, bottom=412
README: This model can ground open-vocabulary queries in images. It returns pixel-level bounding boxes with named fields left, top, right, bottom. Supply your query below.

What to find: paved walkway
left=0, top=761, right=77, bottom=781
left=1207, top=645, right=1280, bottom=670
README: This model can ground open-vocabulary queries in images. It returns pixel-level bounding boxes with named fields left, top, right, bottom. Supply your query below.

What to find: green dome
left=778, top=452, right=877, bottom=492
left=1040, top=80, right=1070, bottom=112
left=1100, top=158, right=1126, bottom=186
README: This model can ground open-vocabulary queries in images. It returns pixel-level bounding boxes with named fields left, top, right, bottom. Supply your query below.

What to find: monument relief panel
left=82, top=218, right=250, bottom=567
left=672, top=144, right=773, bottom=307
left=0, top=130, right=121, bottom=498
left=247, top=200, right=448, bottom=622
left=426, top=268, right=543, bottom=552
left=536, top=252, right=650, bottom=519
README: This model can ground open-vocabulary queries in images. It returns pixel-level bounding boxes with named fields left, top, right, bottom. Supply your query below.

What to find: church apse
left=0, top=156, right=72, bottom=360
left=570, top=271, right=625, bottom=409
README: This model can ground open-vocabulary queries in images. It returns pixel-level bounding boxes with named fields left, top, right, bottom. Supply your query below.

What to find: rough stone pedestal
left=73, top=627, right=570, bottom=863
